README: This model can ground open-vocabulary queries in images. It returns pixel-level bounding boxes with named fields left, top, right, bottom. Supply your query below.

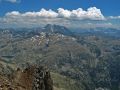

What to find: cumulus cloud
left=5, top=7, right=105, bottom=20
left=58, top=7, right=105, bottom=20
left=6, top=9, right=58, bottom=18
left=6, top=11, right=20, bottom=16
left=58, top=8, right=71, bottom=18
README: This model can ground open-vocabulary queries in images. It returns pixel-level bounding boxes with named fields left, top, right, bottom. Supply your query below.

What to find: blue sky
left=0, top=0, right=120, bottom=28
left=0, top=0, right=120, bottom=16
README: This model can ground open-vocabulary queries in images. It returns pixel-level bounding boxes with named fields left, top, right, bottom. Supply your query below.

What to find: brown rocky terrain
left=0, top=65, right=53, bottom=90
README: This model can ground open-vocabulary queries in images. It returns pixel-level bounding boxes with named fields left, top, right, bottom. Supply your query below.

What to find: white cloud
left=0, top=7, right=119, bottom=28
left=5, top=7, right=105, bottom=20
left=109, top=16, right=120, bottom=19
left=6, top=0, right=17, bottom=3
left=6, top=9, right=58, bottom=18
left=58, top=7, right=105, bottom=20
left=6, top=11, right=20, bottom=16
left=58, top=8, right=71, bottom=18
left=22, top=9, right=58, bottom=18
left=1, top=0, right=20, bottom=3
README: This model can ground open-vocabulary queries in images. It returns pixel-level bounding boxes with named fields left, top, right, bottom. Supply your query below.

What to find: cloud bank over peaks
left=5, top=7, right=105, bottom=20
left=1, top=7, right=119, bottom=29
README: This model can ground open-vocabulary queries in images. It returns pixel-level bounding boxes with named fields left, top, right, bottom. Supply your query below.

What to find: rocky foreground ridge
left=0, top=65, right=53, bottom=90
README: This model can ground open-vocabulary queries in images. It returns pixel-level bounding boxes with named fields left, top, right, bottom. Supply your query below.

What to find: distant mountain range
left=0, top=24, right=120, bottom=90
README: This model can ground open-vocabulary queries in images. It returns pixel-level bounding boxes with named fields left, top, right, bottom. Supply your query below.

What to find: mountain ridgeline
left=0, top=24, right=120, bottom=90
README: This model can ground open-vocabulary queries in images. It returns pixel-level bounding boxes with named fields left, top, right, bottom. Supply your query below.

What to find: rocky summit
left=0, top=65, right=53, bottom=90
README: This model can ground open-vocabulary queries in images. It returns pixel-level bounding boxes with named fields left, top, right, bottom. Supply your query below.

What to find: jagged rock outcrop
left=0, top=65, right=53, bottom=90
left=32, top=65, right=53, bottom=90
